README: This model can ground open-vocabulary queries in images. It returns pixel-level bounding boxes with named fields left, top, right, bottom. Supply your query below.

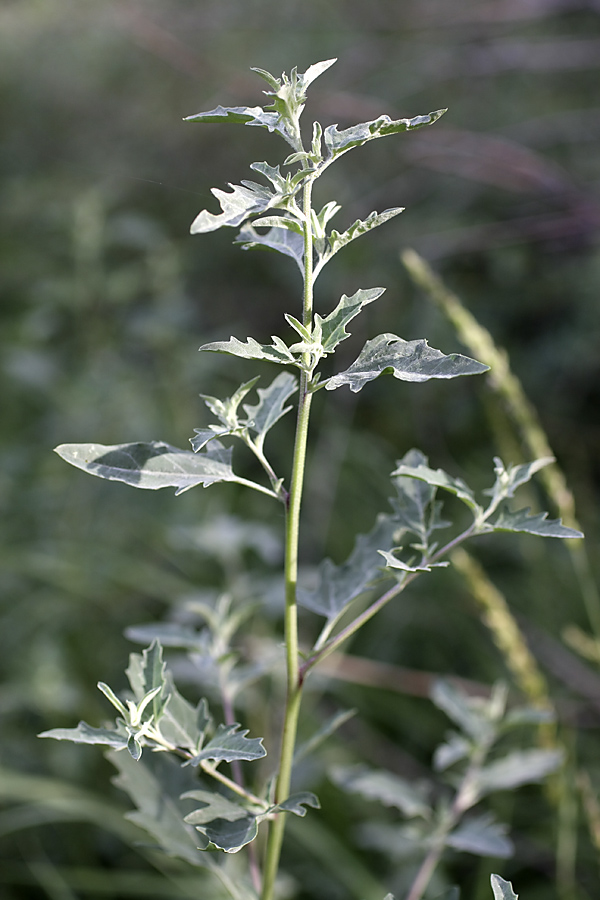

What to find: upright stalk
left=261, top=175, right=315, bottom=900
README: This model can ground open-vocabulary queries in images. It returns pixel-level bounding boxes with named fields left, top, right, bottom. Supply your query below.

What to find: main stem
left=261, top=175, right=315, bottom=900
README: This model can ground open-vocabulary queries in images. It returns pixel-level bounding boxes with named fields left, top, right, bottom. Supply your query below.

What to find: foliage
left=33, top=58, right=586, bottom=900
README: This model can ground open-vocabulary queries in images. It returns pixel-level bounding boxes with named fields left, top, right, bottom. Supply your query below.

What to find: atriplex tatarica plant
left=42, top=60, right=582, bottom=900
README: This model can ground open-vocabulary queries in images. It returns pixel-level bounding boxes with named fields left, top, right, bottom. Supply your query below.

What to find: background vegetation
left=1, top=1, right=599, bottom=898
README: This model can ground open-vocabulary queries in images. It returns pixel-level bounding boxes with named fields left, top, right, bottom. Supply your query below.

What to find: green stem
left=261, top=174, right=315, bottom=900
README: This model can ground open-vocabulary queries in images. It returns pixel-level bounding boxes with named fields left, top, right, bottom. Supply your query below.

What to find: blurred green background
left=2, top=1, right=600, bottom=898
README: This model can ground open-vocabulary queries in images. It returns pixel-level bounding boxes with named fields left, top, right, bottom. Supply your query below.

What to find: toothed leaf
left=109, top=750, right=207, bottom=862
left=183, top=790, right=259, bottom=853
left=490, top=506, right=583, bottom=539
left=474, top=749, right=563, bottom=801
left=274, top=792, right=321, bottom=816
left=391, top=459, right=480, bottom=513
left=447, top=813, right=513, bottom=858
left=236, top=223, right=305, bottom=271
left=200, top=335, right=296, bottom=366
left=315, top=288, right=385, bottom=354
left=325, top=208, right=404, bottom=260
left=55, top=441, right=246, bottom=495
left=324, top=109, right=447, bottom=161
left=331, top=765, right=431, bottom=819
left=491, top=875, right=518, bottom=900
left=188, top=723, right=266, bottom=766
left=39, top=721, right=129, bottom=751
left=325, top=333, right=488, bottom=393
left=242, top=372, right=297, bottom=442
left=298, top=514, right=400, bottom=622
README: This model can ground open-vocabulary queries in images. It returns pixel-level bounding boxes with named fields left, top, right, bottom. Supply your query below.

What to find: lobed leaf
left=274, top=792, right=321, bottom=817
left=474, top=749, right=563, bottom=801
left=391, top=448, right=451, bottom=540
left=315, top=288, right=385, bottom=355
left=446, top=813, right=513, bottom=859
left=490, top=875, right=518, bottom=900
left=190, top=182, right=273, bottom=234
left=200, top=335, right=296, bottom=366
left=188, top=723, right=266, bottom=766
left=431, top=680, right=491, bottom=743
left=39, top=721, right=129, bottom=752
left=236, top=223, right=305, bottom=271
left=391, top=459, right=480, bottom=514
left=183, top=790, right=258, bottom=853
left=298, top=514, right=400, bottom=622
left=433, top=732, right=472, bottom=772
left=331, top=765, right=431, bottom=819
left=324, top=208, right=405, bottom=262
left=489, top=506, right=583, bottom=539
left=157, top=679, right=210, bottom=756
left=324, top=333, right=489, bottom=393
left=242, top=372, right=297, bottom=443
left=55, top=440, right=246, bottom=495
left=323, top=109, right=447, bottom=161
left=109, top=750, right=207, bottom=863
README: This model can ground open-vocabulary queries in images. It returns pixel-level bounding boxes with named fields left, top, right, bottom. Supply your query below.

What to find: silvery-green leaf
left=474, top=749, right=563, bottom=801
left=184, top=104, right=279, bottom=130
left=109, top=750, right=207, bottom=862
left=324, top=208, right=404, bottom=261
left=486, top=457, right=555, bottom=504
left=157, top=679, right=210, bottom=755
left=236, top=223, right=305, bottom=271
left=491, top=875, right=518, bottom=900
left=201, top=377, right=260, bottom=430
left=323, top=109, right=447, bottom=161
left=447, top=813, right=513, bottom=858
left=433, top=733, right=472, bottom=771
left=125, top=622, right=206, bottom=650
left=183, top=790, right=258, bottom=853
left=315, top=288, right=385, bottom=354
left=298, top=514, right=400, bottom=622
left=489, top=506, right=583, bottom=539
left=200, top=335, right=296, bottom=366
left=503, top=706, right=555, bottom=728
left=274, top=792, right=321, bottom=816
left=391, top=448, right=451, bottom=540
left=190, top=182, right=273, bottom=234
left=431, top=680, right=491, bottom=743
left=55, top=440, right=246, bottom=495
left=378, top=549, right=448, bottom=573
left=242, top=372, right=297, bottom=443
left=324, top=333, right=489, bottom=393
left=39, top=721, right=128, bottom=752
left=331, top=765, right=431, bottom=819
left=391, top=460, right=480, bottom=514
left=249, top=215, right=303, bottom=234
left=188, top=723, right=266, bottom=766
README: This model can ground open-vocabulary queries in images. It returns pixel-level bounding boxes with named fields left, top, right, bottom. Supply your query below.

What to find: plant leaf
left=39, top=721, right=129, bottom=752
left=378, top=549, right=447, bottom=574
left=446, top=813, right=513, bottom=858
left=431, top=680, right=490, bottom=743
left=323, top=109, right=447, bottom=161
left=489, top=506, right=583, bottom=539
left=183, top=790, right=259, bottom=853
left=391, top=459, right=480, bottom=514
left=490, top=875, right=518, bottom=900
left=434, top=733, right=472, bottom=772
left=474, top=749, right=563, bottom=801
left=331, top=765, right=431, bottom=819
left=391, top=448, right=451, bottom=541
left=190, top=182, right=273, bottom=234
left=55, top=440, right=246, bottom=495
left=236, top=223, right=305, bottom=271
left=298, top=514, right=400, bottom=622
left=325, top=208, right=404, bottom=261
left=108, top=749, right=208, bottom=862
left=200, top=335, right=296, bottom=366
left=324, top=333, right=489, bottom=393
left=157, top=679, right=210, bottom=756
left=315, top=288, right=385, bottom=354
left=242, top=372, right=297, bottom=443
left=274, top=792, right=321, bottom=816
left=188, top=723, right=266, bottom=766
left=486, top=457, right=555, bottom=503
left=184, top=104, right=279, bottom=131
